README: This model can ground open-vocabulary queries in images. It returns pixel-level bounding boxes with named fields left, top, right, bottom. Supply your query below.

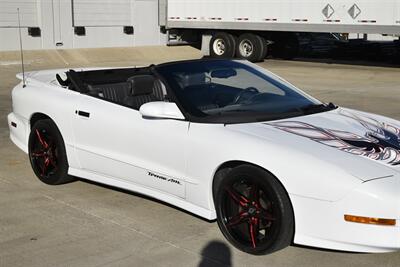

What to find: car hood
left=226, top=107, right=400, bottom=181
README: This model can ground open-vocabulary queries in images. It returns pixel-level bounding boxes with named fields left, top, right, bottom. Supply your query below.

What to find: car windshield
left=156, top=60, right=334, bottom=123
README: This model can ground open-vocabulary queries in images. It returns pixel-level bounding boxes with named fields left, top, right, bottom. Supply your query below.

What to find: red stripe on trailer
left=236, top=18, right=249, bottom=21
left=358, top=20, right=377, bottom=23
left=324, top=19, right=341, bottom=22
left=292, top=19, right=308, bottom=22
left=210, top=17, right=222, bottom=20
left=264, top=18, right=278, bottom=21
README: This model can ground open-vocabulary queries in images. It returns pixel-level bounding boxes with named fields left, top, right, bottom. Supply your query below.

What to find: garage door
left=71, top=0, right=133, bottom=48
left=0, top=0, right=38, bottom=27
left=0, top=0, right=41, bottom=50
left=72, top=0, right=132, bottom=26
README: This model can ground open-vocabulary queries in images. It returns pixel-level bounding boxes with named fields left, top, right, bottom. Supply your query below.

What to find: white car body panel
left=73, top=93, right=188, bottom=198
left=8, top=67, right=400, bottom=253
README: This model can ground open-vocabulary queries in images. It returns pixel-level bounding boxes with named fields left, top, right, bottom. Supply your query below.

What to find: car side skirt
left=68, top=167, right=217, bottom=220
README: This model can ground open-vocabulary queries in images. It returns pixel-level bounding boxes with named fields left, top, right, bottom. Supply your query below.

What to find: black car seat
left=124, top=75, right=159, bottom=110
left=153, top=79, right=167, bottom=100
left=87, top=82, right=131, bottom=103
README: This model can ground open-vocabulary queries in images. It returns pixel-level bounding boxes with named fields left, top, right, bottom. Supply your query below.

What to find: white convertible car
left=8, top=59, right=400, bottom=255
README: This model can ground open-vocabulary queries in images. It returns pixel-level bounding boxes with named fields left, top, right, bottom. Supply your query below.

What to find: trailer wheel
left=260, top=37, right=269, bottom=60
left=236, top=34, right=267, bottom=62
left=210, top=32, right=237, bottom=58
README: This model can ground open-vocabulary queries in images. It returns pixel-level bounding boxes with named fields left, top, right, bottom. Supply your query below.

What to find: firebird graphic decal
left=267, top=110, right=400, bottom=165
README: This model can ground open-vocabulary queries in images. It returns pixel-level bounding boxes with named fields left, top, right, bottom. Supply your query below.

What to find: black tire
left=259, top=36, right=269, bottom=60
left=28, top=119, right=75, bottom=185
left=210, top=32, right=237, bottom=58
left=214, top=165, right=294, bottom=255
left=236, top=33, right=267, bottom=62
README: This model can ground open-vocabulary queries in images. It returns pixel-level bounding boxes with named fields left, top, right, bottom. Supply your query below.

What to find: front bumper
left=292, top=175, right=400, bottom=252
left=8, top=112, right=29, bottom=154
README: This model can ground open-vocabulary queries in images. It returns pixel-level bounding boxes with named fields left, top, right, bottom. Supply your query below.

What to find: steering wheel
left=233, top=87, right=259, bottom=104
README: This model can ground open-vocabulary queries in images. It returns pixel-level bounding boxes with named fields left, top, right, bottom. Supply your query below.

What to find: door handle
left=76, top=110, right=90, bottom=118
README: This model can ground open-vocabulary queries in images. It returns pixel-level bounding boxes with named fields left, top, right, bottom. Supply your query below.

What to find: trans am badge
left=268, top=110, right=400, bottom=166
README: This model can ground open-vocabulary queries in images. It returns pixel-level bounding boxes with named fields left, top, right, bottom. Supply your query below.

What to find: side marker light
left=344, top=215, right=396, bottom=226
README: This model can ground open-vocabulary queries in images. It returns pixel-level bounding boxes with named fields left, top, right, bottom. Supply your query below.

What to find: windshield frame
left=154, top=59, right=335, bottom=124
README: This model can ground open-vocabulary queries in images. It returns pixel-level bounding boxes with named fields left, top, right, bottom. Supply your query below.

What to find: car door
left=72, top=93, right=188, bottom=198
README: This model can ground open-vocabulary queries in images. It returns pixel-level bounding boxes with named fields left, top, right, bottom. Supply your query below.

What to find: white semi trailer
left=159, top=0, right=400, bottom=61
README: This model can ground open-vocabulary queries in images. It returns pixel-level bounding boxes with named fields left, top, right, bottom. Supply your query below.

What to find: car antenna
left=17, top=8, right=26, bottom=88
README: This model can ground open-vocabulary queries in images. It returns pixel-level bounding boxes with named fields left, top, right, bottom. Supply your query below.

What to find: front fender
left=185, top=123, right=368, bottom=214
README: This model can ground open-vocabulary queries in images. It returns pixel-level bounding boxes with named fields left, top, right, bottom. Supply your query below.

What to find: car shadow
left=198, top=240, right=232, bottom=267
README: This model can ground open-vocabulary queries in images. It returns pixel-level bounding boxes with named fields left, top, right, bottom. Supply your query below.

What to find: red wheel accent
left=31, top=129, right=58, bottom=178
left=227, top=211, right=249, bottom=227
left=35, top=129, right=48, bottom=148
left=42, top=157, right=50, bottom=176
left=221, top=178, right=279, bottom=251
left=259, top=211, right=276, bottom=221
left=249, top=217, right=258, bottom=248
left=215, top=165, right=294, bottom=255
left=225, top=187, right=249, bottom=207
left=31, top=151, right=46, bottom=157
left=29, top=119, right=75, bottom=185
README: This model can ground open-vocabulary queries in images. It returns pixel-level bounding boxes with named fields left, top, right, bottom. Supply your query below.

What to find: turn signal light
left=344, top=215, right=396, bottom=226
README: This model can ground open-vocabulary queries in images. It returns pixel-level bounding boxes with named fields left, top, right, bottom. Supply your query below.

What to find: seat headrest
left=179, top=73, right=206, bottom=87
left=128, top=75, right=155, bottom=96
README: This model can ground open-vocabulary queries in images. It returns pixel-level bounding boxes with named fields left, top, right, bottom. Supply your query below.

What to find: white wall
left=0, top=0, right=165, bottom=51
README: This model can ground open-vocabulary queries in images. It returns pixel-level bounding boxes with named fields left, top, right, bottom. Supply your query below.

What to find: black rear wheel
left=210, top=32, right=237, bottom=59
left=28, top=119, right=74, bottom=185
left=214, top=165, right=294, bottom=255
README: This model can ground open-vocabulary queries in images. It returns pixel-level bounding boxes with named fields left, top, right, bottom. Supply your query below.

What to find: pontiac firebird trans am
left=8, top=59, right=400, bottom=255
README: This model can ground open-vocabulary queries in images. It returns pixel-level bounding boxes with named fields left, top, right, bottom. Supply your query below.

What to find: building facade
left=0, top=0, right=165, bottom=51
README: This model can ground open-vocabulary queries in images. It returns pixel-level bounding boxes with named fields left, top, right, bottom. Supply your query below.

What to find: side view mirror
left=139, top=102, right=185, bottom=120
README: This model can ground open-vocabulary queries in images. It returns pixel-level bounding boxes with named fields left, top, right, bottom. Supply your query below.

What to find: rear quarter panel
left=11, top=79, right=81, bottom=169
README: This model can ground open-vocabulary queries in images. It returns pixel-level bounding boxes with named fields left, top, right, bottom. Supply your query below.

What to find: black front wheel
left=28, top=119, right=75, bottom=185
left=214, top=165, right=294, bottom=255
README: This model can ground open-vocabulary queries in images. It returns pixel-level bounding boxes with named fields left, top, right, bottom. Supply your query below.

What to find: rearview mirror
left=139, top=102, right=185, bottom=120
left=210, top=68, right=237, bottom=79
